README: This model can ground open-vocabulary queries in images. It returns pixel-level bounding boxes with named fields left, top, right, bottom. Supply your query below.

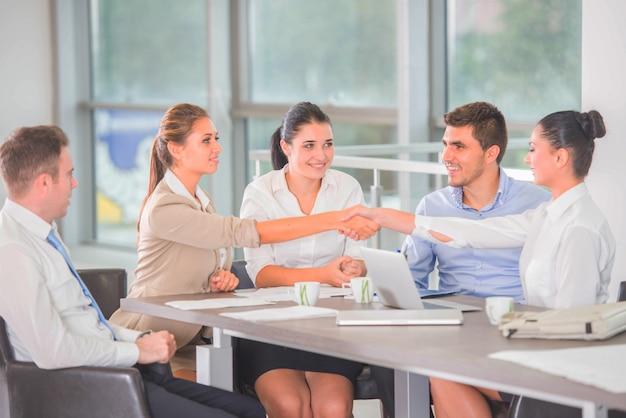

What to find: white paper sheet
left=235, top=285, right=351, bottom=302
left=219, top=305, right=338, bottom=322
left=165, top=297, right=274, bottom=310
left=489, top=344, right=626, bottom=393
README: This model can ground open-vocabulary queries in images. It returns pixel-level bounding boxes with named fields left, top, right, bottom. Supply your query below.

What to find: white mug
left=293, top=281, right=320, bottom=306
left=485, top=296, right=514, bottom=325
left=342, top=277, right=374, bottom=304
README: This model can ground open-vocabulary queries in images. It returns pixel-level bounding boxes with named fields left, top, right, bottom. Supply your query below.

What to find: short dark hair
left=443, top=102, right=508, bottom=164
left=537, top=110, right=606, bottom=178
left=0, top=125, right=69, bottom=198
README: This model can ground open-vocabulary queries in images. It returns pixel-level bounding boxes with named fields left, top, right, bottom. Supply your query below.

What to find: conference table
left=121, top=292, right=626, bottom=418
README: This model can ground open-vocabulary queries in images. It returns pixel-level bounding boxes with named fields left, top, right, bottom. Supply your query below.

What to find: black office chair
left=229, top=260, right=381, bottom=401
left=231, top=259, right=255, bottom=290
left=507, top=281, right=626, bottom=418
left=77, top=267, right=127, bottom=319
left=618, top=281, right=626, bottom=304
left=0, top=267, right=153, bottom=418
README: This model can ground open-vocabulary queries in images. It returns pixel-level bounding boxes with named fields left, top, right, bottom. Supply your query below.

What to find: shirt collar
left=450, top=167, right=507, bottom=211
left=545, top=182, right=587, bottom=220
left=271, top=164, right=337, bottom=194
left=4, top=198, right=55, bottom=240
left=164, top=169, right=210, bottom=210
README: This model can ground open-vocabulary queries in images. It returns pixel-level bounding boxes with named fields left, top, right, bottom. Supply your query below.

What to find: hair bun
left=576, top=110, right=606, bottom=141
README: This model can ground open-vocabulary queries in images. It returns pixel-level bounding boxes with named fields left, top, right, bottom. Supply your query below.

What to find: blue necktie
left=47, top=230, right=117, bottom=340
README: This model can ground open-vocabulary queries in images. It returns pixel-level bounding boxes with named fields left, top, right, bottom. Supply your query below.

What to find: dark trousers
left=371, top=365, right=395, bottom=418
left=137, top=364, right=266, bottom=418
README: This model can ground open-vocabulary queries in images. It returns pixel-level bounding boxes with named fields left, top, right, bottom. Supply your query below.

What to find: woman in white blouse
left=238, top=102, right=366, bottom=418
left=344, top=109, right=616, bottom=418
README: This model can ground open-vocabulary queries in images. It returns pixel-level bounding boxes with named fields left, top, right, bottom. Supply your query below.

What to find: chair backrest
left=0, top=317, right=12, bottom=417
left=0, top=315, right=152, bottom=418
left=231, top=260, right=255, bottom=290
left=77, top=268, right=127, bottom=319
left=618, top=281, right=626, bottom=302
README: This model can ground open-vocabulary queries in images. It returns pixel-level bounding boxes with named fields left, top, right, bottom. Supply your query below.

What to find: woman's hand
left=339, top=256, right=365, bottom=277
left=209, top=269, right=239, bottom=292
left=323, top=256, right=365, bottom=287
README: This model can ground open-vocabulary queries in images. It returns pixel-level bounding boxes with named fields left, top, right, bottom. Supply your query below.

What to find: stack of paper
left=220, top=305, right=338, bottom=322
left=235, top=286, right=351, bottom=302
left=165, top=297, right=274, bottom=310
left=489, top=344, right=626, bottom=393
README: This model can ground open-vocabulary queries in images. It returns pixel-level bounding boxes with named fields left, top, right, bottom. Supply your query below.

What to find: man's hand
left=338, top=210, right=380, bottom=240
left=136, top=330, right=177, bottom=364
left=209, top=269, right=239, bottom=292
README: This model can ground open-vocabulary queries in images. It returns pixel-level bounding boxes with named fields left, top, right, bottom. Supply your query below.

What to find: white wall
left=0, top=0, right=54, bottom=202
left=583, top=0, right=626, bottom=301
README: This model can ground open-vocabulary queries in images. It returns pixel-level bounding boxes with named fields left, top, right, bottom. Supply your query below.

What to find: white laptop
left=336, top=247, right=479, bottom=326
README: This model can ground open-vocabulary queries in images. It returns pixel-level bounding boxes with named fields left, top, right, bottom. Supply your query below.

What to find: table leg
left=394, top=370, right=430, bottom=418
left=582, top=402, right=608, bottom=418
left=196, top=327, right=233, bottom=391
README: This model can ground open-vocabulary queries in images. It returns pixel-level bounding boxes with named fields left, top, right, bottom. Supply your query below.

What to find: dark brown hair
left=443, top=101, right=508, bottom=164
left=270, top=102, right=332, bottom=170
left=537, top=110, right=606, bottom=178
left=0, top=125, right=69, bottom=198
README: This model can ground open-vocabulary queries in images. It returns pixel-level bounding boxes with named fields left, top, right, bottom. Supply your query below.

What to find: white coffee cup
left=485, top=296, right=514, bottom=325
left=342, top=277, right=374, bottom=304
left=293, top=281, right=320, bottom=306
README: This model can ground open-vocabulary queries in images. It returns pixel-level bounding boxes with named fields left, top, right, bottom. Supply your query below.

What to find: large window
left=91, top=0, right=208, bottom=105
left=245, top=0, right=397, bottom=107
left=89, top=0, right=208, bottom=245
left=65, top=0, right=582, bottom=250
left=447, top=0, right=582, bottom=123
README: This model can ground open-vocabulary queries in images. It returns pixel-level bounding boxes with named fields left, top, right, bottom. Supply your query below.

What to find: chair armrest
left=8, top=361, right=151, bottom=418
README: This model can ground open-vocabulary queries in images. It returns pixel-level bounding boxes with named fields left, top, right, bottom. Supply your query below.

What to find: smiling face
left=171, top=117, right=222, bottom=176
left=524, top=125, right=559, bottom=188
left=441, top=125, right=495, bottom=188
left=281, top=122, right=334, bottom=182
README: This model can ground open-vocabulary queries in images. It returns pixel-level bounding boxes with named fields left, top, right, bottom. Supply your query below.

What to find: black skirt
left=236, top=339, right=363, bottom=387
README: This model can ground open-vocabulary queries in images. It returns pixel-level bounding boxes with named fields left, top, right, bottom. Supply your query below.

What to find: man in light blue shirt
left=403, top=169, right=550, bottom=300
left=375, top=102, right=550, bottom=418
left=404, top=102, right=550, bottom=301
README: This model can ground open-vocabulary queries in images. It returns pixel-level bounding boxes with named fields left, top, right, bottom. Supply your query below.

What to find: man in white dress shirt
left=0, top=125, right=265, bottom=418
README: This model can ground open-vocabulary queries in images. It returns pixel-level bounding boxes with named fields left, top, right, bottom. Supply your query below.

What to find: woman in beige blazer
left=109, top=103, right=378, bottom=355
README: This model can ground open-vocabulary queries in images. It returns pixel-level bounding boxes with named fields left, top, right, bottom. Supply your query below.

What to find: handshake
left=337, top=205, right=383, bottom=241
left=337, top=205, right=419, bottom=241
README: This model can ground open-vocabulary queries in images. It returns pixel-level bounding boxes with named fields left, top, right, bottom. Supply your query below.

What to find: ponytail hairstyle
left=270, top=102, right=332, bottom=170
left=537, top=110, right=606, bottom=178
left=138, top=103, right=209, bottom=231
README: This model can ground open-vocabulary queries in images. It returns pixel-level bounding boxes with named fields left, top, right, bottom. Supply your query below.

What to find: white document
left=235, top=285, right=351, bottom=302
left=220, top=305, right=338, bottom=322
left=165, top=296, right=274, bottom=310
left=489, top=344, right=626, bottom=393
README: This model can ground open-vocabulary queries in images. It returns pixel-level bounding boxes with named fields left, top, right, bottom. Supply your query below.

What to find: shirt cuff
left=411, top=215, right=433, bottom=239
left=411, top=215, right=466, bottom=248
